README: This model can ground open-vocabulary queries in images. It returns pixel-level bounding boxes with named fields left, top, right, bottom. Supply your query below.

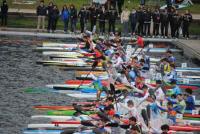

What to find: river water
left=0, top=37, right=199, bottom=134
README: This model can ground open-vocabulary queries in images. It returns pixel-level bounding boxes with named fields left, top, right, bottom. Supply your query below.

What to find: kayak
left=66, top=93, right=106, bottom=99
left=47, top=110, right=95, bottom=116
left=184, top=114, right=200, bottom=118
left=59, top=66, right=104, bottom=71
left=27, top=123, right=81, bottom=128
left=65, top=80, right=108, bottom=86
left=31, top=115, right=91, bottom=121
left=170, top=125, right=200, bottom=131
left=34, top=47, right=79, bottom=52
left=132, top=48, right=182, bottom=53
left=42, top=42, right=84, bottom=47
left=23, top=129, right=64, bottom=134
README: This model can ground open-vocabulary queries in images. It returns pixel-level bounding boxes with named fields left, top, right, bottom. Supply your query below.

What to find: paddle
left=75, top=60, right=99, bottom=90
left=110, top=83, right=119, bottom=111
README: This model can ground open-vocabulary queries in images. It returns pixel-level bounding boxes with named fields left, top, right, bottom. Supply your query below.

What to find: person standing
left=50, top=5, right=59, bottom=33
left=182, top=10, right=192, bottom=39
left=168, top=7, right=175, bottom=38
left=172, top=11, right=182, bottom=38
left=117, top=0, right=124, bottom=14
left=69, top=4, right=77, bottom=33
left=78, top=6, right=87, bottom=33
left=136, top=7, right=144, bottom=36
left=160, top=9, right=169, bottom=38
left=1, top=0, right=8, bottom=26
left=143, top=8, right=151, bottom=37
left=90, top=5, right=97, bottom=33
left=47, top=2, right=54, bottom=33
left=61, top=5, right=70, bottom=33
left=36, top=0, right=47, bottom=31
left=98, top=6, right=106, bottom=35
left=121, top=6, right=130, bottom=36
left=129, top=8, right=137, bottom=35
left=152, top=9, right=160, bottom=37
left=108, top=6, right=117, bottom=34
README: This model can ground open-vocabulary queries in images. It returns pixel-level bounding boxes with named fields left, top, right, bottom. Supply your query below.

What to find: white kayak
left=31, top=115, right=91, bottom=121
left=66, top=93, right=106, bottom=98
left=132, top=48, right=182, bottom=53
left=23, top=129, right=64, bottom=134
left=42, top=51, right=84, bottom=56
left=42, top=42, right=84, bottom=47
left=27, top=124, right=81, bottom=129
left=37, top=60, right=88, bottom=66
left=35, top=46, right=77, bottom=52
left=178, top=75, right=200, bottom=79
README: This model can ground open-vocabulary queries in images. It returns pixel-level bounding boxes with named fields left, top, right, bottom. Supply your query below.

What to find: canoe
left=47, top=110, right=95, bottom=116
left=65, top=80, right=108, bottom=86
left=37, top=60, right=89, bottom=67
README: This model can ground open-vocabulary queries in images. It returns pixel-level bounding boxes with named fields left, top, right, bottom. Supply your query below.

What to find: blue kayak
left=23, top=129, right=64, bottom=134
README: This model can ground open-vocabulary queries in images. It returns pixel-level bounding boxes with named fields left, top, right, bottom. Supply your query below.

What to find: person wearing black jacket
left=108, top=6, right=117, bottom=34
left=50, top=5, right=59, bottom=33
left=172, top=11, right=182, bottom=38
left=152, top=9, right=160, bottom=36
left=143, top=8, right=151, bottom=36
left=78, top=6, right=87, bottom=33
left=90, top=6, right=97, bottom=32
left=47, top=2, right=54, bottom=33
left=136, top=7, right=144, bottom=36
left=1, top=0, right=8, bottom=26
left=129, top=8, right=137, bottom=35
left=117, top=0, right=124, bottom=14
left=160, top=9, right=169, bottom=37
left=36, top=1, right=47, bottom=31
left=70, top=4, right=77, bottom=32
left=182, top=10, right=192, bottom=39
left=167, top=7, right=175, bottom=38
left=98, top=6, right=106, bottom=35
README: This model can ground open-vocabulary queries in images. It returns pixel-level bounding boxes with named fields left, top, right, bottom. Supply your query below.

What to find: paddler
left=112, top=52, right=123, bottom=70
left=183, top=88, right=195, bottom=111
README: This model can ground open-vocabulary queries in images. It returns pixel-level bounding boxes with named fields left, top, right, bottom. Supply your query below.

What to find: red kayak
left=149, top=84, right=199, bottom=90
left=52, top=121, right=81, bottom=124
left=170, top=125, right=200, bottom=131
left=65, top=80, right=108, bottom=86
left=33, top=105, right=95, bottom=111
left=183, top=114, right=200, bottom=118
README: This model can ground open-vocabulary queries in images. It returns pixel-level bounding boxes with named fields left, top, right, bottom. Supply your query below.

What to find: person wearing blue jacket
left=184, top=88, right=195, bottom=110
left=61, top=5, right=69, bottom=33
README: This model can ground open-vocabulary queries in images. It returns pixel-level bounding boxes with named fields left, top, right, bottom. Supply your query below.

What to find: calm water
left=0, top=37, right=199, bottom=134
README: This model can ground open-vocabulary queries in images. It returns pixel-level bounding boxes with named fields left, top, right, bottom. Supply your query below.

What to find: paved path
left=175, top=40, right=200, bottom=60
left=0, top=27, right=174, bottom=42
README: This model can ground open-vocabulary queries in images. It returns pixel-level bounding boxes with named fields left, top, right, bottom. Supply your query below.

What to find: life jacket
left=137, top=36, right=144, bottom=48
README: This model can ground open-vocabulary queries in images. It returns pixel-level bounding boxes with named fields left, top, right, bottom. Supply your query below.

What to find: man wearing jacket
left=47, top=2, right=54, bottom=33
left=143, top=8, right=151, bottom=37
left=152, top=9, right=160, bottom=36
left=90, top=5, right=97, bottom=33
left=78, top=6, right=87, bottom=33
left=136, top=7, right=144, bottom=36
left=98, top=6, right=107, bottom=35
left=182, top=10, right=192, bottom=39
left=129, top=8, right=137, bottom=35
left=160, top=9, right=169, bottom=37
left=70, top=4, right=77, bottom=33
left=1, top=0, right=8, bottom=26
left=121, top=6, right=130, bottom=36
left=172, top=11, right=182, bottom=38
left=36, top=1, right=47, bottom=31
left=108, top=6, right=117, bottom=34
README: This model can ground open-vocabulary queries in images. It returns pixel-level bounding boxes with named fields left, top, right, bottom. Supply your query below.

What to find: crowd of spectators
left=0, top=0, right=193, bottom=39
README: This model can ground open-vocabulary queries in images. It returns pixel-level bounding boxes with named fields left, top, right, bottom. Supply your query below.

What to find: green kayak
left=47, top=110, right=95, bottom=116
left=183, top=117, right=200, bottom=121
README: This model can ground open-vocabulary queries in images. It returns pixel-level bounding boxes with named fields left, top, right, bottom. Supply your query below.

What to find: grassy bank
left=7, top=16, right=200, bottom=35
left=1, top=0, right=200, bottom=13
